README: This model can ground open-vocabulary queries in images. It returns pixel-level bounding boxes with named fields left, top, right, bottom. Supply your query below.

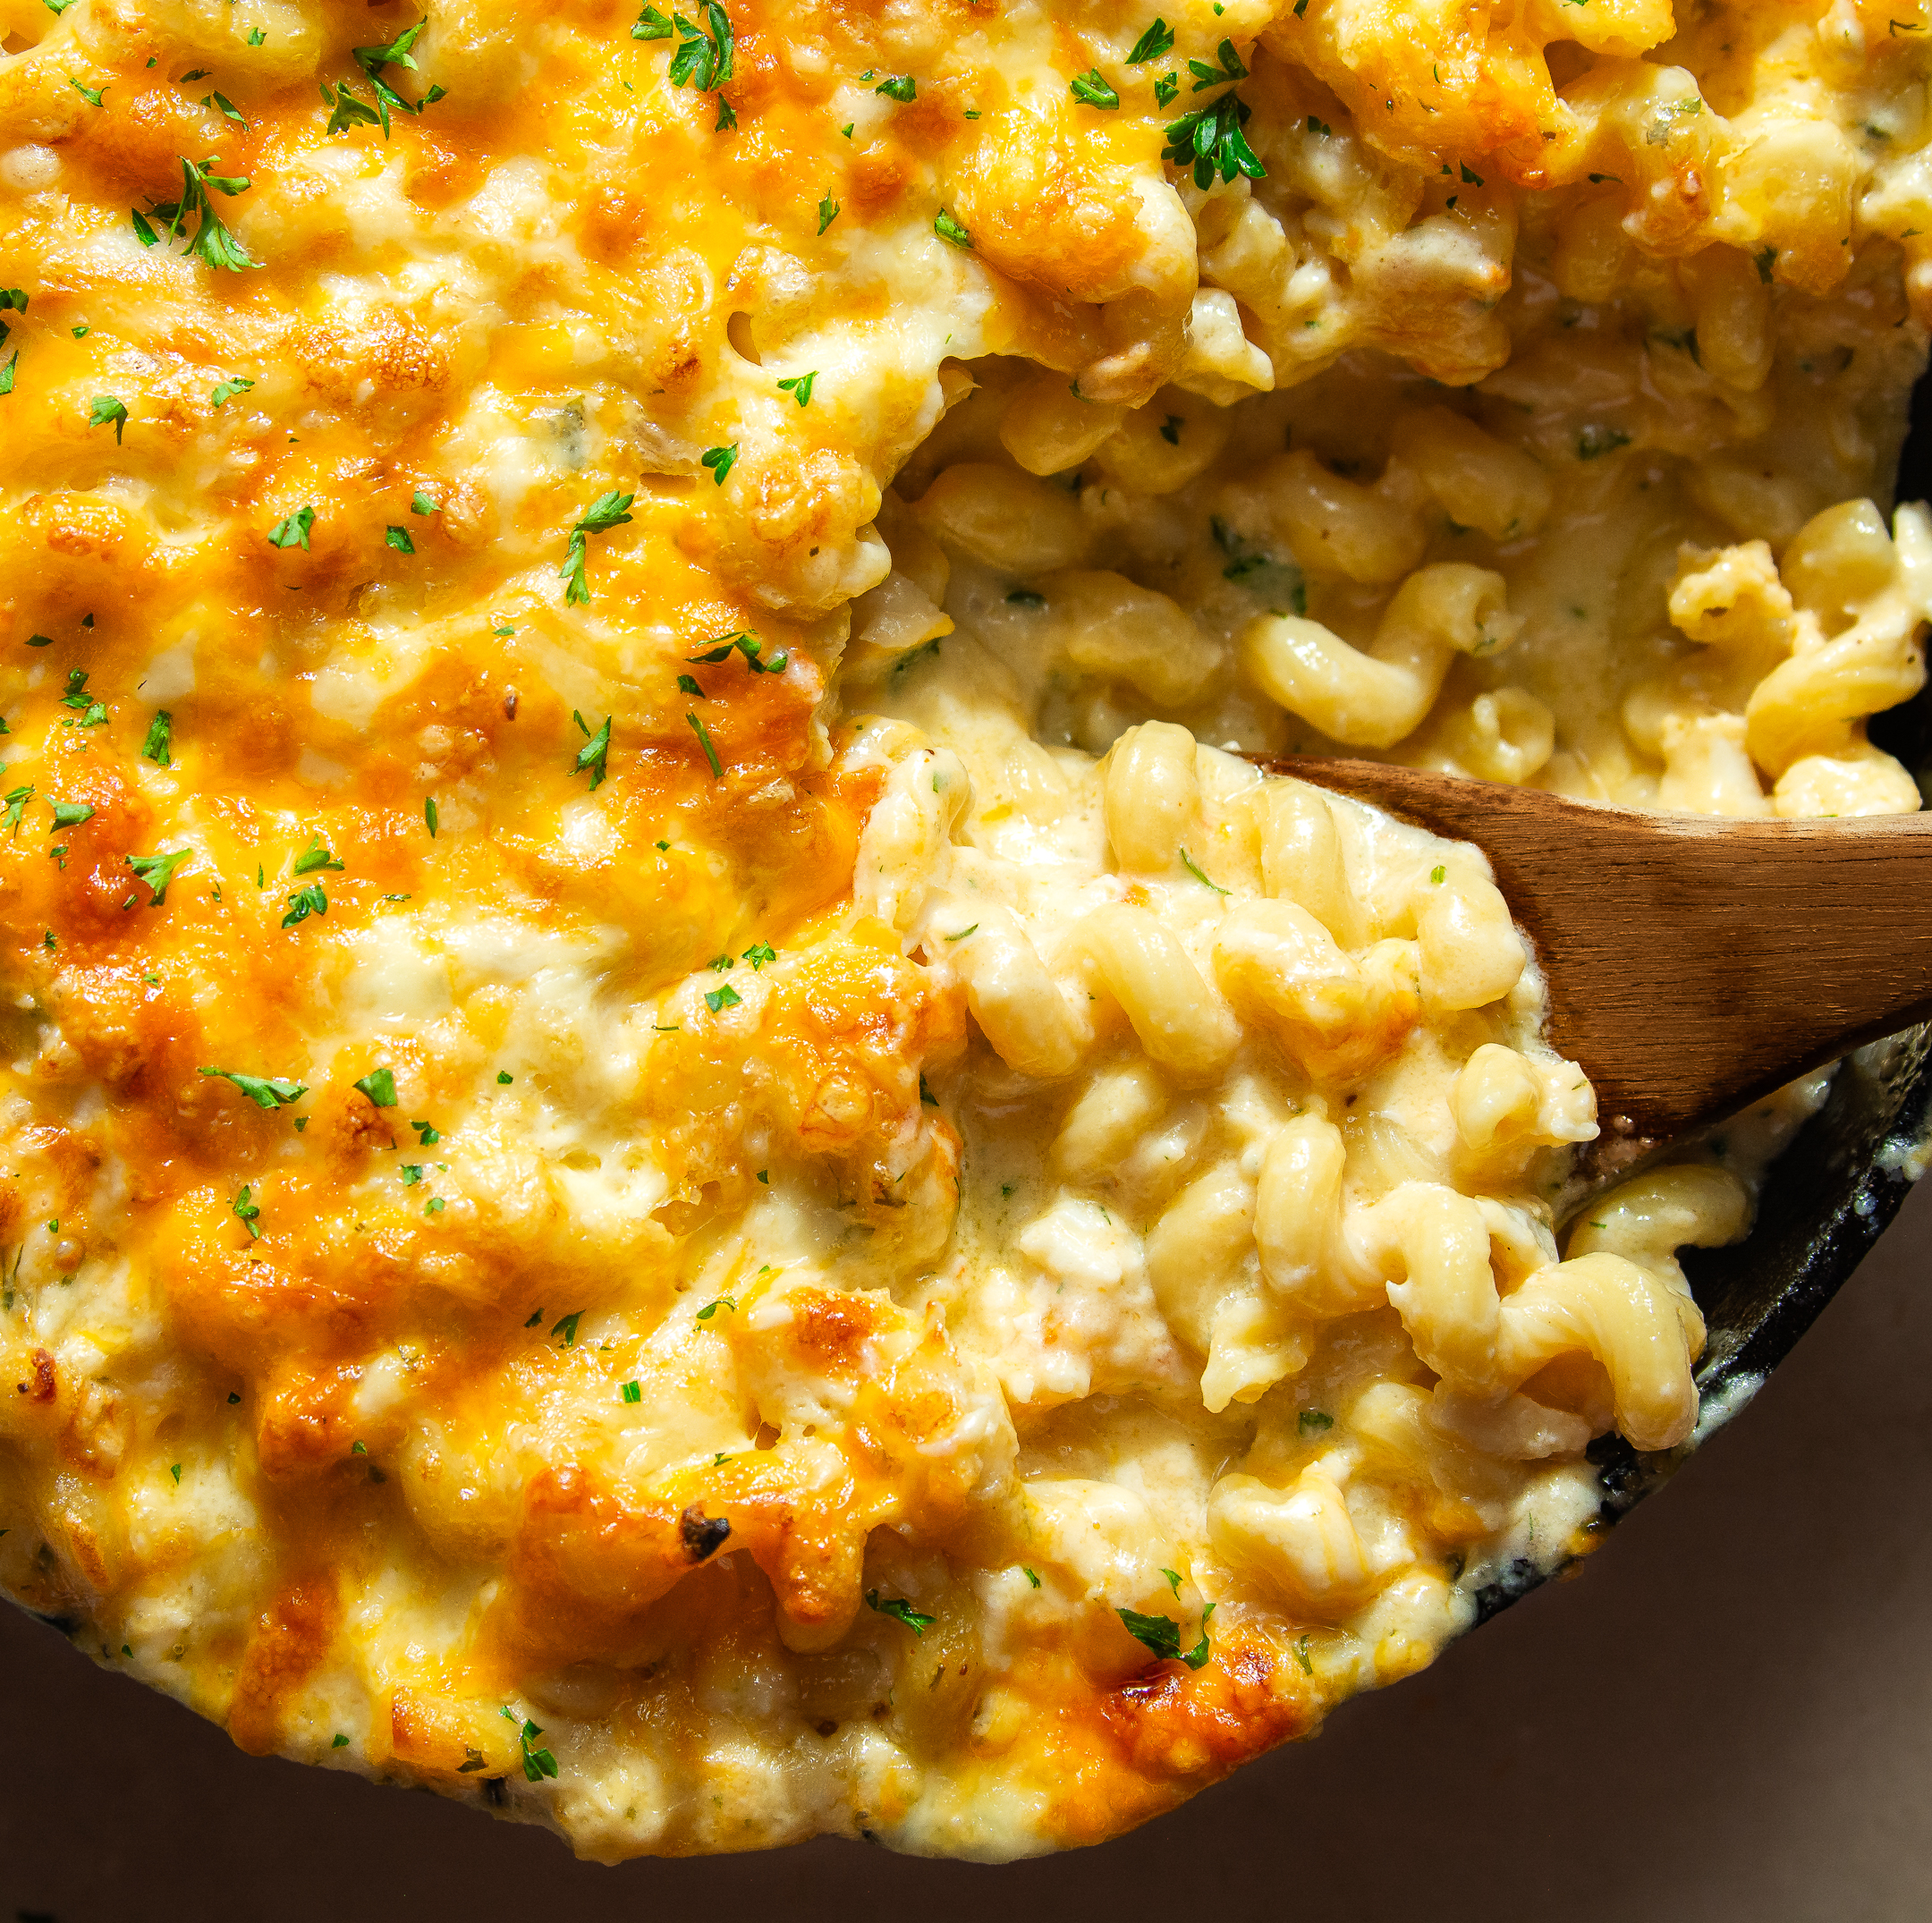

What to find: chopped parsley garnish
left=1179, top=847, right=1228, bottom=894
left=199, top=1067, right=309, bottom=1110
left=1294, top=1632, right=1313, bottom=1674
left=866, top=1590, right=936, bottom=1635
left=60, top=668, right=106, bottom=725
left=171, top=1462, right=183, bottom=1482
left=497, top=1070, right=513, bottom=1084
left=687, top=710, right=723, bottom=778
left=201, top=89, right=246, bottom=125
left=686, top=630, right=787, bottom=673
left=423, top=797, right=437, bottom=839
left=423, top=1196, right=445, bottom=1216
left=572, top=710, right=613, bottom=790
left=621, top=1379, right=642, bottom=1403
left=501, top=1707, right=559, bottom=1782
left=1022, top=1565, right=1041, bottom=1587
left=411, top=488, right=438, bottom=514
left=267, top=504, right=316, bottom=550
left=1298, top=1409, right=1334, bottom=1436
left=1162, top=1567, right=1182, bottom=1594
left=281, top=882, right=327, bottom=927
left=1429, top=864, right=1446, bottom=884
left=875, top=74, right=915, bottom=100
left=353, top=1068, right=397, bottom=1108
left=743, top=940, right=775, bottom=969
left=562, top=489, right=634, bottom=604
left=248, top=25, right=266, bottom=43
left=1127, top=18, right=1174, bottom=62
left=552, top=1311, right=582, bottom=1345
left=411, top=1118, right=440, bottom=1144
left=1188, top=36, right=1248, bottom=89
left=3, top=785, right=31, bottom=835
left=0, top=352, right=16, bottom=396
left=695, top=1295, right=735, bottom=1319
left=818, top=196, right=839, bottom=233
left=934, top=209, right=971, bottom=249
left=677, top=673, right=704, bottom=697
left=87, top=394, right=128, bottom=442
left=50, top=801, right=92, bottom=827
left=1118, top=1605, right=1214, bottom=1668
left=705, top=982, right=741, bottom=1012
left=1163, top=89, right=1264, bottom=187
left=231, top=1185, right=261, bottom=1239
left=125, top=847, right=191, bottom=904
left=209, top=375, right=254, bottom=407
left=399, top=1164, right=422, bottom=1186
left=776, top=369, right=817, bottom=406
left=636, top=2, right=733, bottom=99
left=69, top=77, right=107, bottom=107
left=700, top=442, right=738, bottom=485
left=385, top=525, right=414, bottom=553
left=131, top=155, right=259, bottom=270
left=291, top=834, right=343, bottom=876
left=324, top=21, right=444, bottom=138
left=1071, top=69, right=1119, bottom=109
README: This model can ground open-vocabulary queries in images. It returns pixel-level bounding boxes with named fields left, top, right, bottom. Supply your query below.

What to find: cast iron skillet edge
left=1471, top=370, right=1932, bottom=1625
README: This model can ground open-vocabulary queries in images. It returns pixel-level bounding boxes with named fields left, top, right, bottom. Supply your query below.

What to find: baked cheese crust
left=0, top=0, right=1926, bottom=1862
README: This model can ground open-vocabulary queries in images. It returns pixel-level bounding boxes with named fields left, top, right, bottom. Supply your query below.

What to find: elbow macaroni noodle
left=0, top=0, right=1926, bottom=1866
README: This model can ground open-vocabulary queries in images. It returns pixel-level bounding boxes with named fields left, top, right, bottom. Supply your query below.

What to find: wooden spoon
left=1266, top=758, right=1932, bottom=1153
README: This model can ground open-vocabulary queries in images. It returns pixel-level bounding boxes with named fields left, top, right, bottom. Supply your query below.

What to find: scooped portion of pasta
left=0, top=0, right=1926, bottom=1864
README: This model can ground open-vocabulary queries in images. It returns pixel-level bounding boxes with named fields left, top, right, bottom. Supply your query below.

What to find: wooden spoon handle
left=1268, top=758, right=1932, bottom=1139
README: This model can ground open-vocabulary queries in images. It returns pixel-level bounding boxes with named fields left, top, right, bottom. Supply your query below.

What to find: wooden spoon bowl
left=1265, top=758, right=1932, bottom=1152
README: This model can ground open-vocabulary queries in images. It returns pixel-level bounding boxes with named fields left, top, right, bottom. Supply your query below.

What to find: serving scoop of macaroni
left=0, top=0, right=1923, bottom=1863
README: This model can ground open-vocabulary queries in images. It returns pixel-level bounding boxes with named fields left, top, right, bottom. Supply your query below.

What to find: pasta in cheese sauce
left=0, top=0, right=1926, bottom=1863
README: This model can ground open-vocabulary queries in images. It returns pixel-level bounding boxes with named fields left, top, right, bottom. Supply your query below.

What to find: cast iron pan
left=1475, top=377, right=1932, bottom=1622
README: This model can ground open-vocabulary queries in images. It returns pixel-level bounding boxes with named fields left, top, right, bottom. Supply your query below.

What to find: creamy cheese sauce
left=0, top=0, right=1927, bottom=1865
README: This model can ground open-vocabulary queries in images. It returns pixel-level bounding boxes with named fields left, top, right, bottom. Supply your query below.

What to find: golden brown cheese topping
left=0, top=0, right=1927, bottom=1861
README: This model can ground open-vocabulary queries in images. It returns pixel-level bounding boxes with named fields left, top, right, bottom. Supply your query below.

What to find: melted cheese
left=0, top=0, right=1926, bottom=1866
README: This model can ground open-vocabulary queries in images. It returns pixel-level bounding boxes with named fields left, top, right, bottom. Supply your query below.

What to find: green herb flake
left=572, top=710, right=613, bottom=790
left=1429, top=864, right=1445, bottom=884
left=497, top=1070, right=513, bottom=1084
left=1298, top=1409, right=1334, bottom=1436
left=230, top=1185, right=261, bottom=1240
left=1127, top=19, right=1175, bottom=63
left=353, top=1067, right=397, bottom=1108
left=199, top=1066, right=308, bottom=1110
left=934, top=208, right=971, bottom=248
left=423, top=796, right=437, bottom=840
left=687, top=710, right=724, bottom=779
left=776, top=369, right=817, bottom=406
left=385, top=524, right=414, bottom=554
left=694, top=1294, right=735, bottom=1321
left=88, top=394, right=129, bottom=442
left=125, top=846, right=191, bottom=903
left=818, top=195, right=839, bottom=234
left=867, top=1589, right=936, bottom=1635
left=134, top=153, right=260, bottom=271
left=875, top=74, right=915, bottom=100
left=743, top=941, right=776, bottom=969
left=170, top=1462, right=183, bottom=1483
left=1576, top=424, right=1631, bottom=461
left=267, top=504, right=316, bottom=550
left=552, top=1310, right=582, bottom=1346
left=1161, top=89, right=1265, bottom=188
left=69, top=77, right=107, bottom=107
left=1071, top=68, right=1119, bottom=109
left=705, top=982, right=741, bottom=1013
left=1179, top=847, right=1228, bottom=894
left=561, top=488, right=635, bottom=605
left=621, top=1379, right=642, bottom=1403
left=1022, top=1565, right=1041, bottom=1588
left=700, top=442, right=738, bottom=485
left=50, top=801, right=93, bottom=827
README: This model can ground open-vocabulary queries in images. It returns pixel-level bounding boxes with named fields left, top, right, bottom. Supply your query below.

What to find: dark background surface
left=2, top=1181, right=1927, bottom=1923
